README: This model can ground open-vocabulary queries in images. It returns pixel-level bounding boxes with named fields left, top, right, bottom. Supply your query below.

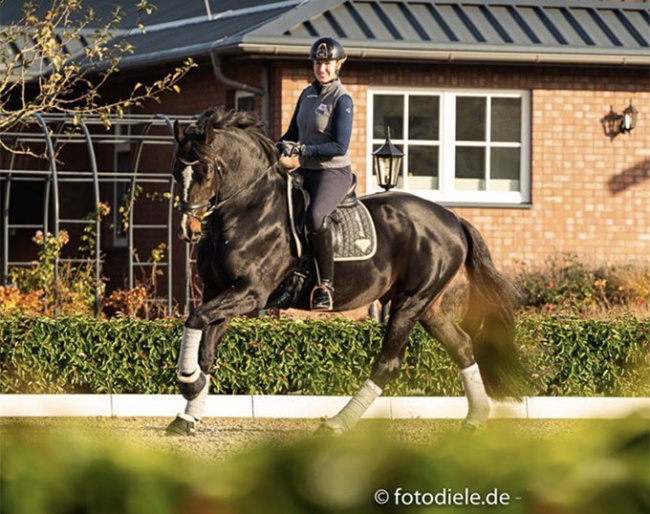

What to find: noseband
left=180, top=199, right=216, bottom=219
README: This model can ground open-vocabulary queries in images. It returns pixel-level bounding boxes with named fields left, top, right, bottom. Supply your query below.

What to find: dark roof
left=233, top=0, right=650, bottom=65
left=0, top=0, right=287, bottom=26
left=107, top=7, right=293, bottom=63
left=4, top=0, right=649, bottom=73
left=1, top=0, right=303, bottom=79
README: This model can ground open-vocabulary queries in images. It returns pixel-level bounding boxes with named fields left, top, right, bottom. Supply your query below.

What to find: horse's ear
left=173, top=120, right=185, bottom=144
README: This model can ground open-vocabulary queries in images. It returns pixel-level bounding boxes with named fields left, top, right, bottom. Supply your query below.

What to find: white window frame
left=235, top=91, right=255, bottom=112
left=366, top=88, right=531, bottom=206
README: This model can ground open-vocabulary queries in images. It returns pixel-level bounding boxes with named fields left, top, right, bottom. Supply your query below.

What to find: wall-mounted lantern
left=372, top=127, right=403, bottom=191
left=619, top=100, right=638, bottom=134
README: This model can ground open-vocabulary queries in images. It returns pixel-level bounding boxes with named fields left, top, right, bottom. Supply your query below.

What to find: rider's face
left=313, top=60, right=338, bottom=84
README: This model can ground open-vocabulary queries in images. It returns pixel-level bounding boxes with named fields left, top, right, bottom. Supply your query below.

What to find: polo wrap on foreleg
left=460, top=363, right=490, bottom=426
left=331, top=379, right=382, bottom=431
left=183, top=372, right=210, bottom=421
left=177, top=327, right=202, bottom=383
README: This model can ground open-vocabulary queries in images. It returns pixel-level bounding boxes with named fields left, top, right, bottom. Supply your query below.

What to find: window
left=368, top=89, right=530, bottom=205
left=235, top=91, right=255, bottom=112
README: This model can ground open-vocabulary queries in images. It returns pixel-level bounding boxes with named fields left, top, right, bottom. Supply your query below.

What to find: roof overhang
left=230, top=39, right=650, bottom=66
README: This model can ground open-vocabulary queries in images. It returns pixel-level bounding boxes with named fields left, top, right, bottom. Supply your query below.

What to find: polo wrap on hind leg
left=326, top=379, right=382, bottom=432
left=460, top=363, right=490, bottom=428
left=177, top=327, right=203, bottom=383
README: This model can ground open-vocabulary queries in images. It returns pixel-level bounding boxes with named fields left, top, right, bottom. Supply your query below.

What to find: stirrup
left=310, top=283, right=333, bottom=311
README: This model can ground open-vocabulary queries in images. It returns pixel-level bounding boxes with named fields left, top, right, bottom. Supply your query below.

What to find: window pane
left=491, top=98, right=521, bottom=142
left=490, top=148, right=520, bottom=191
left=408, top=145, right=439, bottom=190
left=455, top=146, right=485, bottom=191
left=236, top=95, right=255, bottom=112
left=456, top=97, right=485, bottom=141
left=373, top=95, right=403, bottom=139
left=409, top=96, right=439, bottom=140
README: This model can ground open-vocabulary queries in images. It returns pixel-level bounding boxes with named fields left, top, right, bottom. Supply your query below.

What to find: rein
left=179, top=157, right=280, bottom=221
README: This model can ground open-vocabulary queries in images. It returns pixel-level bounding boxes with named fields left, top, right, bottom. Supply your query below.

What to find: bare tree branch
left=0, top=0, right=196, bottom=151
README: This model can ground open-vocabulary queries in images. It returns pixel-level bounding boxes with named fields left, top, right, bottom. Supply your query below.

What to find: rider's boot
left=310, top=218, right=335, bottom=311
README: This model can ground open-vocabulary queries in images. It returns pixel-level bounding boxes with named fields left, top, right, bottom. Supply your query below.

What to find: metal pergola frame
left=1, top=112, right=196, bottom=316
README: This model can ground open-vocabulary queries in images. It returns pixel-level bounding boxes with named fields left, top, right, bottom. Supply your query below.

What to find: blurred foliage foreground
left=1, top=417, right=648, bottom=514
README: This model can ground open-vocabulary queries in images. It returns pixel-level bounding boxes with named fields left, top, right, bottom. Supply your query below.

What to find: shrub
left=1, top=417, right=647, bottom=514
left=515, top=253, right=650, bottom=316
left=2, top=204, right=177, bottom=319
left=517, top=315, right=650, bottom=397
left=1, top=316, right=648, bottom=397
left=3, top=230, right=101, bottom=317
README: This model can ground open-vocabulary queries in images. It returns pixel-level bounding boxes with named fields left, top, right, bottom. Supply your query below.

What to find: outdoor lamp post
left=620, top=100, right=638, bottom=134
left=372, top=127, right=403, bottom=191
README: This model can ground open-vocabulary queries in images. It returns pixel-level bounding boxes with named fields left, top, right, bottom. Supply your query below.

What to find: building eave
left=231, top=39, right=650, bottom=67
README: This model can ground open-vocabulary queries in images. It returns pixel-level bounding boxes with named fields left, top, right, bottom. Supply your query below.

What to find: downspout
left=209, top=49, right=270, bottom=127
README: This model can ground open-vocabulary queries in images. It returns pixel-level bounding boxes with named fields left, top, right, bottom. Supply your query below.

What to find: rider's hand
left=278, top=141, right=305, bottom=157
left=280, top=155, right=300, bottom=170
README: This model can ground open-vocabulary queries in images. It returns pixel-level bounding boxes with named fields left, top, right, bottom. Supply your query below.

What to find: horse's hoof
left=178, top=372, right=207, bottom=401
left=165, top=414, right=197, bottom=436
left=315, top=417, right=346, bottom=436
left=460, top=419, right=486, bottom=434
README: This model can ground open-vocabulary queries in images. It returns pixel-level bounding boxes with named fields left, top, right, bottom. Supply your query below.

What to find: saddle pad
left=332, top=201, right=377, bottom=262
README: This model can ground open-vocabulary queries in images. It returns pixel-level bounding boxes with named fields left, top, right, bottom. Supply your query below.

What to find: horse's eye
left=194, top=164, right=212, bottom=182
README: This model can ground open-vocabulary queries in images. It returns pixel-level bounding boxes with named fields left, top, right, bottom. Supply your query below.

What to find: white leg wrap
left=177, top=327, right=202, bottom=380
left=177, top=367, right=202, bottom=384
left=183, top=373, right=210, bottom=421
left=460, top=363, right=490, bottom=426
left=330, top=379, right=382, bottom=431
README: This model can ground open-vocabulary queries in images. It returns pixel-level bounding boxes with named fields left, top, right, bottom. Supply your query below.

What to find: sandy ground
left=0, top=417, right=592, bottom=462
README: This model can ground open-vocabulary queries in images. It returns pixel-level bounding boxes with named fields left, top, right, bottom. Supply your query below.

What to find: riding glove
left=279, top=141, right=306, bottom=157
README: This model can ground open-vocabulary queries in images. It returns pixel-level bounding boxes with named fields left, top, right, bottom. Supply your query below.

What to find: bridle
left=178, top=160, right=216, bottom=221
left=178, top=156, right=279, bottom=222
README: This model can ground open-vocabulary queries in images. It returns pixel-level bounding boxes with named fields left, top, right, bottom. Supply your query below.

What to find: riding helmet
left=309, top=37, right=346, bottom=61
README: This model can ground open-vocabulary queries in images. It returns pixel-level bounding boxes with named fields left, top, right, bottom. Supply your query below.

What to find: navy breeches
left=297, top=166, right=353, bottom=231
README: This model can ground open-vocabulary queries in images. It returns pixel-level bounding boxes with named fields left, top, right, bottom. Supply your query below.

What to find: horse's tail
left=460, top=219, right=534, bottom=400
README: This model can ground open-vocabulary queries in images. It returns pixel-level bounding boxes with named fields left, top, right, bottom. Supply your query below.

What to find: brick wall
left=11, top=58, right=640, bottom=296
left=275, top=61, right=649, bottom=270
left=5, top=51, right=646, bottom=308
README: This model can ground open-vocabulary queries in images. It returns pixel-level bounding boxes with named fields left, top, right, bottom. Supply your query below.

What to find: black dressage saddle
left=266, top=173, right=377, bottom=309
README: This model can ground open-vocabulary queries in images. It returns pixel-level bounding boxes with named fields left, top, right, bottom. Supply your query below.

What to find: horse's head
left=172, top=107, right=280, bottom=241
left=172, top=118, right=221, bottom=242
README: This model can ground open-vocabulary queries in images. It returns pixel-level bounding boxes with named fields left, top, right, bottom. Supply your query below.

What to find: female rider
left=278, top=36, right=354, bottom=311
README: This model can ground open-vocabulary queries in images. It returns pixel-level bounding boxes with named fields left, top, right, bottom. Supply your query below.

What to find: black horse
left=166, top=107, right=531, bottom=436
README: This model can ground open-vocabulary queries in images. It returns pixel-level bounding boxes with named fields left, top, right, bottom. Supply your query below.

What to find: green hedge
left=0, top=316, right=648, bottom=396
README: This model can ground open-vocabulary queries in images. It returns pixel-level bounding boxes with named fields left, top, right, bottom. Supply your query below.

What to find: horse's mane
left=194, top=106, right=278, bottom=163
